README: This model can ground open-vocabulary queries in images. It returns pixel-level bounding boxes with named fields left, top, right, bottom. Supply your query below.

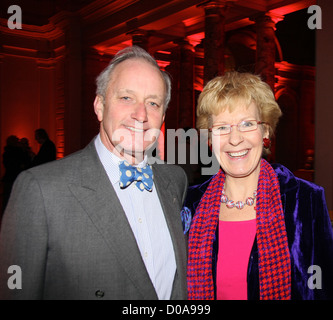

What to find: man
left=31, top=128, right=56, bottom=167
left=0, top=46, right=188, bottom=300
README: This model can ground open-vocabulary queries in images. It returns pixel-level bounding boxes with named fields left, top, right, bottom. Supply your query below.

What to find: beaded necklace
left=221, top=187, right=257, bottom=210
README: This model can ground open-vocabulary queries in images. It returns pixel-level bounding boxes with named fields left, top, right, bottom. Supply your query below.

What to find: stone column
left=128, top=29, right=149, bottom=52
left=164, top=49, right=179, bottom=130
left=315, top=0, right=333, bottom=220
left=177, top=40, right=195, bottom=129
left=200, top=1, right=227, bottom=84
left=51, top=11, right=82, bottom=155
left=253, top=13, right=283, bottom=90
left=36, top=59, right=57, bottom=155
left=0, top=53, right=3, bottom=178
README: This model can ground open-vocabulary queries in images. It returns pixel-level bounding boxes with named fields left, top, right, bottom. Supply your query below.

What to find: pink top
left=216, top=219, right=256, bottom=300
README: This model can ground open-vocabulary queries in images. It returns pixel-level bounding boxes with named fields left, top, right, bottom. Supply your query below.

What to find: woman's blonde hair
left=196, top=72, right=282, bottom=139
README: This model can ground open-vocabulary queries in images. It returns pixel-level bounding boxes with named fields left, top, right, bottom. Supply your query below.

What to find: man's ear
left=94, top=95, right=104, bottom=122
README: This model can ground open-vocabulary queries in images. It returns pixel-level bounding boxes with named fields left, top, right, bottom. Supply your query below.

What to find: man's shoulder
left=151, top=160, right=188, bottom=190
left=25, top=141, right=96, bottom=180
left=151, top=160, right=186, bottom=177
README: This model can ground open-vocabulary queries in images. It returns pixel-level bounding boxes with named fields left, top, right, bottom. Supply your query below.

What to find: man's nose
left=131, top=102, right=148, bottom=123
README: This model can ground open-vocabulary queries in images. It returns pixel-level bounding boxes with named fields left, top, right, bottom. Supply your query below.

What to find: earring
left=263, top=138, right=271, bottom=149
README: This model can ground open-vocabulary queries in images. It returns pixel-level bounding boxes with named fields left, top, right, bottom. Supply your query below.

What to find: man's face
left=35, top=132, right=42, bottom=144
left=94, top=58, right=166, bottom=164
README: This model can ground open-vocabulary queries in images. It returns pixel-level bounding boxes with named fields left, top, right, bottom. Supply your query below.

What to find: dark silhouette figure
left=19, top=137, right=35, bottom=170
left=2, top=135, right=25, bottom=213
left=31, top=129, right=56, bottom=167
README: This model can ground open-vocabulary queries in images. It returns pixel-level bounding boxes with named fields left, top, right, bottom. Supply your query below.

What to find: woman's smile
left=227, top=149, right=249, bottom=159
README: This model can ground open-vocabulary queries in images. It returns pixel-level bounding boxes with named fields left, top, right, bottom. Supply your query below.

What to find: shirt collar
left=94, top=134, right=149, bottom=185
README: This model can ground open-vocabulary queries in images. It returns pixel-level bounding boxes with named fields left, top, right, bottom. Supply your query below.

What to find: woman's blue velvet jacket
left=182, top=163, right=333, bottom=300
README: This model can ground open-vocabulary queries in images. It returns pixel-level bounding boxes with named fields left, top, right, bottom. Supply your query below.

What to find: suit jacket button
left=95, top=290, right=105, bottom=298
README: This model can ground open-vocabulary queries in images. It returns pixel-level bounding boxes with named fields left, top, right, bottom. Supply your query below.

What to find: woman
left=182, top=72, right=333, bottom=300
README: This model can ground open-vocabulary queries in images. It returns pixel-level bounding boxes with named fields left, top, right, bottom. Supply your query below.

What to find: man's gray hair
left=95, top=46, right=171, bottom=112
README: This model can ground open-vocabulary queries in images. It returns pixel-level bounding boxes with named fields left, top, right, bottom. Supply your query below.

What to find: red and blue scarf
left=187, top=158, right=291, bottom=300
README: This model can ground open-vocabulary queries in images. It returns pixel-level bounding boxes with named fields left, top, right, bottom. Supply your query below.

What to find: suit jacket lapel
left=68, top=140, right=157, bottom=299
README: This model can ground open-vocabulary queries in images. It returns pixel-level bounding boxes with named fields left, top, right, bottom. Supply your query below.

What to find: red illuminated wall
left=0, top=1, right=322, bottom=188
left=1, top=56, right=40, bottom=152
left=0, top=20, right=65, bottom=178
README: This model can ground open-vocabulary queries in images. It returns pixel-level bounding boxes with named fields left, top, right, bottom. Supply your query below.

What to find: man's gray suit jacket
left=0, top=138, right=188, bottom=300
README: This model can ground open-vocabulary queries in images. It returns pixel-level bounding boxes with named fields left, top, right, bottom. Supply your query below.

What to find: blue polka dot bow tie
left=119, top=160, right=154, bottom=191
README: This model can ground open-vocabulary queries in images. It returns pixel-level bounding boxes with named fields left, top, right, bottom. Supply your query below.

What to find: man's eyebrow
left=116, top=89, right=163, bottom=101
left=117, top=88, right=134, bottom=94
left=146, top=94, right=162, bottom=100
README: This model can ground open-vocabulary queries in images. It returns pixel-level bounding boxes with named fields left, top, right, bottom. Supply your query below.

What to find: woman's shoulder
left=272, top=163, right=324, bottom=195
left=185, top=176, right=214, bottom=204
left=181, top=175, right=215, bottom=234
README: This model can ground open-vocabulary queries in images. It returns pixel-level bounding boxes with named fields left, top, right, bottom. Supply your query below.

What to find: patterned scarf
left=187, top=159, right=291, bottom=300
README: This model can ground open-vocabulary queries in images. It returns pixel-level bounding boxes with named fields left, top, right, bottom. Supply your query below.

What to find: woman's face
left=211, top=101, right=269, bottom=180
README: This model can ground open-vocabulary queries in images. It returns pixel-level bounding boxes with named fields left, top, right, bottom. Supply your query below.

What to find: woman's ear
left=94, top=95, right=104, bottom=122
left=208, top=137, right=212, bottom=150
left=263, top=123, right=270, bottom=140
